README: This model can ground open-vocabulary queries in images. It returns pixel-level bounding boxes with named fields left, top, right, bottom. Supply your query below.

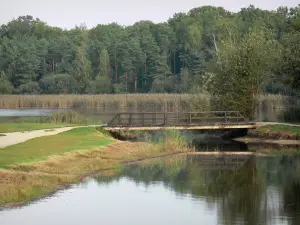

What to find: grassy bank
left=249, top=125, right=300, bottom=140
left=0, top=127, right=190, bottom=207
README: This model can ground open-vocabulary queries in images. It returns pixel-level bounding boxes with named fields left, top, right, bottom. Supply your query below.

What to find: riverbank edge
left=0, top=126, right=193, bottom=209
left=243, top=124, right=300, bottom=141
left=0, top=150, right=186, bottom=209
left=12, top=151, right=191, bottom=209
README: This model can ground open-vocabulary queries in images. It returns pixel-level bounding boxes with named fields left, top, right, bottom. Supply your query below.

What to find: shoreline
left=2, top=149, right=271, bottom=209
left=0, top=150, right=185, bottom=209
left=0, top=126, right=192, bottom=208
left=2, top=123, right=300, bottom=208
left=234, top=137, right=300, bottom=145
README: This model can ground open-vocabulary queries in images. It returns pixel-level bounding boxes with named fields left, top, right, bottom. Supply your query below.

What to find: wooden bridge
left=103, top=111, right=257, bottom=131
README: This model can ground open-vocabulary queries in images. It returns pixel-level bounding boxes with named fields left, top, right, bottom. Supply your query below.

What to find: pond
left=0, top=108, right=115, bottom=123
left=1, top=153, right=300, bottom=225
left=0, top=109, right=60, bottom=117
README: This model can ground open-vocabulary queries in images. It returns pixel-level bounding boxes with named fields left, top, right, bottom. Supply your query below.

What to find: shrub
left=280, top=107, right=300, bottom=122
left=16, top=82, right=40, bottom=94
left=39, top=74, right=80, bottom=94
left=0, top=79, right=13, bottom=94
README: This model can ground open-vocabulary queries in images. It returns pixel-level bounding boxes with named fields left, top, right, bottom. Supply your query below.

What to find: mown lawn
left=0, top=127, right=113, bottom=167
left=0, top=122, right=78, bottom=133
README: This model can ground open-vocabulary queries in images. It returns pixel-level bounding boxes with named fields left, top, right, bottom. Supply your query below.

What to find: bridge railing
left=107, top=111, right=248, bottom=127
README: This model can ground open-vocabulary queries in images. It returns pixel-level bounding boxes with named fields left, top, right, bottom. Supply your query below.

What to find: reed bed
left=0, top=94, right=297, bottom=122
left=0, top=94, right=196, bottom=111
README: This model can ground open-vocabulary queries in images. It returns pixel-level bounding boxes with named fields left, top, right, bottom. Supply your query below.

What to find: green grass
left=0, top=123, right=78, bottom=133
left=0, top=127, right=113, bottom=167
left=250, top=125, right=300, bottom=140
left=259, top=125, right=300, bottom=133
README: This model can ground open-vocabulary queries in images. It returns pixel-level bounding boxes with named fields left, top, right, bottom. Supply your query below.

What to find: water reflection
left=95, top=154, right=300, bottom=225
left=0, top=109, right=59, bottom=117
left=2, top=154, right=300, bottom=225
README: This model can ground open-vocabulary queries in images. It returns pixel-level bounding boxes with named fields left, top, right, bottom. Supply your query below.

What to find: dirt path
left=0, top=126, right=94, bottom=148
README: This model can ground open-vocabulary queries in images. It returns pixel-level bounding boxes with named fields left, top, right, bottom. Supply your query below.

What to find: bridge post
left=129, top=113, right=132, bottom=126
left=152, top=113, right=155, bottom=126
left=141, top=113, right=144, bottom=126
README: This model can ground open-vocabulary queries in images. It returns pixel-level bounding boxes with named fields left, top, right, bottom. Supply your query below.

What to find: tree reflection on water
left=95, top=153, right=300, bottom=225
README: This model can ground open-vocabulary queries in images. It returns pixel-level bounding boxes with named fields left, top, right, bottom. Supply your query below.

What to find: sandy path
left=0, top=126, right=90, bottom=148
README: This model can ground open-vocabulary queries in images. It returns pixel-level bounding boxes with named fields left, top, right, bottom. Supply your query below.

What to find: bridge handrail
left=107, top=111, right=248, bottom=127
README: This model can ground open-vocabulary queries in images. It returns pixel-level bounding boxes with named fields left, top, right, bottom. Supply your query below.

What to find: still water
left=0, top=108, right=114, bottom=123
left=1, top=154, right=300, bottom=225
left=0, top=109, right=59, bottom=117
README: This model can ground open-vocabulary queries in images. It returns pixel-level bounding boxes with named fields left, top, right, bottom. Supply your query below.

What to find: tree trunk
left=251, top=81, right=255, bottom=119
left=144, top=53, right=147, bottom=74
left=173, top=52, right=176, bottom=74
left=52, top=58, right=55, bottom=73
left=135, top=68, right=138, bottom=93
left=125, top=73, right=128, bottom=93
left=213, top=33, right=219, bottom=57
left=114, top=51, right=118, bottom=81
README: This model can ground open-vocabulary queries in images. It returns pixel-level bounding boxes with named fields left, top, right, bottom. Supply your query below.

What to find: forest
left=0, top=5, right=299, bottom=113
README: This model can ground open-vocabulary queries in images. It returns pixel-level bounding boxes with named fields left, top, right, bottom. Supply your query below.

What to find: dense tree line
left=0, top=5, right=299, bottom=100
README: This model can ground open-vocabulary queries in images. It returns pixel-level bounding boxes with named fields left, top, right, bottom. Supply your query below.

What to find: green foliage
left=89, top=75, right=113, bottom=94
left=209, top=28, right=278, bottom=119
left=162, top=129, right=189, bottom=149
left=0, top=71, right=13, bottom=94
left=16, top=82, right=40, bottom=94
left=280, top=107, right=300, bottom=122
left=280, top=32, right=300, bottom=90
left=39, top=74, right=80, bottom=94
left=73, top=46, right=92, bottom=92
left=0, top=5, right=298, bottom=99
left=98, top=48, right=110, bottom=77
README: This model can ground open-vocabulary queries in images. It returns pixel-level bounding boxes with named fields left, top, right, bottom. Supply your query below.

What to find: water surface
left=1, top=154, right=300, bottom=225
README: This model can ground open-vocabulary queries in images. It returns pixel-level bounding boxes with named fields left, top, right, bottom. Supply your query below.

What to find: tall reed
left=0, top=94, right=195, bottom=111
left=0, top=94, right=297, bottom=122
left=44, top=110, right=96, bottom=124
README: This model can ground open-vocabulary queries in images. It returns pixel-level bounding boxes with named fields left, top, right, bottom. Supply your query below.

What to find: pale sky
left=0, top=0, right=299, bottom=29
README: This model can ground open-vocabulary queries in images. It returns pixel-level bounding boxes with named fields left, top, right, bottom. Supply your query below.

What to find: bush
left=39, top=74, right=81, bottom=94
left=0, top=79, right=13, bottom=94
left=88, top=76, right=113, bottom=94
left=16, top=82, right=40, bottom=94
left=280, top=107, right=300, bottom=122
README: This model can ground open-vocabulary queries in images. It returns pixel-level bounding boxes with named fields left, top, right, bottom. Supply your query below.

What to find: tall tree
left=73, top=45, right=92, bottom=93
left=209, top=28, right=278, bottom=119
